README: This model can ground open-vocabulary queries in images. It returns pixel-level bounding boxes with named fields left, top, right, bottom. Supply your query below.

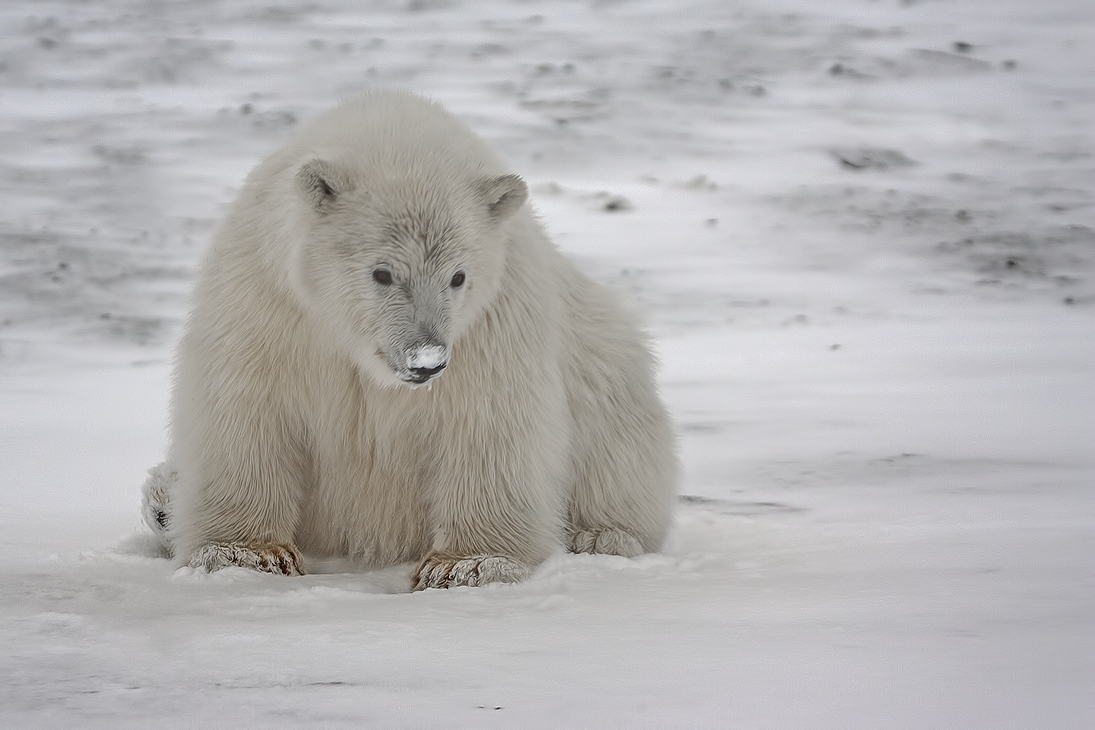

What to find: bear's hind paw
left=568, top=527, right=644, bottom=557
left=413, top=552, right=529, bottom=590
left=189, top=542, right=304, bottom=576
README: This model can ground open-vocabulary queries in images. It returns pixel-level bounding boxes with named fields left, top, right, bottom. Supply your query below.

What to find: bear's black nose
left=408, top=362, right=447, bottom=382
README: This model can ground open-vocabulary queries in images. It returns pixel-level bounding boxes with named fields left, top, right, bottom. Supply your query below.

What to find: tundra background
left=1, top=0, right=1092, bottom=727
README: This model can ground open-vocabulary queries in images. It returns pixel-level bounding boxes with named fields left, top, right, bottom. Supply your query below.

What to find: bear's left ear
left=296, top=159, right=354, bottom=213
left=478, top=174, right=528, bottom=222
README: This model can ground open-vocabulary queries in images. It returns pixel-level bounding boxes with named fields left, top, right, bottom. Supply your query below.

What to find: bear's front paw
left=413, top=552, right=530, bottom=590
left=189, top=542, right=304, bottom=576
left=568, top=527, right=644, bottom=557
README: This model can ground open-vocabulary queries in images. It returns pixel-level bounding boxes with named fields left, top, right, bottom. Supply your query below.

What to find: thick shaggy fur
left=144, top=89, right=677, bottom=589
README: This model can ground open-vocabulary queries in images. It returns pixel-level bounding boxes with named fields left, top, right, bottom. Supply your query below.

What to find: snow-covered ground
left=2, top=0, right=1092, bottom=726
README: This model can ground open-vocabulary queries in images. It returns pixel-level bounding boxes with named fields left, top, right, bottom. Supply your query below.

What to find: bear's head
left=288, top=157, right=527, bottom=389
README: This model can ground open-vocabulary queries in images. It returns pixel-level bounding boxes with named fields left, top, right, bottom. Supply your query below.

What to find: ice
left=1, top=0, right=1092, bottom=726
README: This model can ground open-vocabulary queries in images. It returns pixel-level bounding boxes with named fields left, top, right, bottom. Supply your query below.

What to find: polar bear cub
left=143, top=89, right=677, bottom=589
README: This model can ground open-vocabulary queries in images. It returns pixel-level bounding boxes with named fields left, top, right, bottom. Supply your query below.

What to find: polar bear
left=143, top=89, right=676, bottom=589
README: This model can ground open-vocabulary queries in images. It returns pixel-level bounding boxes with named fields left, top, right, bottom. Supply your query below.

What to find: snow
left=1, top=0, right=1093, bottom=726
left=407, top=344, right=449, bottom=372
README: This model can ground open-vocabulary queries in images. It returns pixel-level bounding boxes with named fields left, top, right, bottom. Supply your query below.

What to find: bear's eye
left=373, top=268, right=393, bottom=286
left=450, top=271, right=466, bottom=288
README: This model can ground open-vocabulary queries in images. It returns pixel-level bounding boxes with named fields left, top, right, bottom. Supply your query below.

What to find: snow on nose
left=407, top=344, right=447, bottom=371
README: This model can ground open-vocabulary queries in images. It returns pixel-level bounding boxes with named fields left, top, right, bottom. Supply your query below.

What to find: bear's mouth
left=401, top=361, right=447, bottom=387
left=396, top=343, right=449, bottom=387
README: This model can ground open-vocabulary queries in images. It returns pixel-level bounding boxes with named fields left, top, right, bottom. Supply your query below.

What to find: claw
left=413, top=552, right=529, bottom=590
left=189, top=542, right=304, bottom=576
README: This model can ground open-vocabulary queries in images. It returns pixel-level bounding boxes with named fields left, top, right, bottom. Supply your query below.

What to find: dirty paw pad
left=413, top=553, right=530, bottom=590
left=189, top=542, right=304, bottom=576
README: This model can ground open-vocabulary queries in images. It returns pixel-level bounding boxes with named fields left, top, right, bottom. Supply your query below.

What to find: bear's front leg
left=169, top=354, right=310, bottom=578
left=415, top=374, right=569, bottom=591
left=189, top=542, right=304, bottom=576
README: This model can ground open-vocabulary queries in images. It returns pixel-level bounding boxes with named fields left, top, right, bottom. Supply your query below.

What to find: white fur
left=147, top=89, right=677, bottom=589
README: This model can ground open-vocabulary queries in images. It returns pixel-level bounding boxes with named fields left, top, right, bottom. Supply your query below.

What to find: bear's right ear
left=296, top=159, right=353, bottom=213
left=478, top=174, right=528, bottom=222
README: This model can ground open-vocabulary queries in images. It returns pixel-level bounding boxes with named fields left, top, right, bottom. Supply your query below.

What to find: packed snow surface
left=1, top=0, right=1092, bottom=726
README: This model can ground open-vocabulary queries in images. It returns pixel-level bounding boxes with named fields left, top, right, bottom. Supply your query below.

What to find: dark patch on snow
left=0, top=228, right=188, bottom=347
left=936, top=226, right=1095, bottom=289
left=832, top=147, right=917, bottom=171
left=679, top=495, right=808, bottom=516
left=602, top=195, right=632, bottom=212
